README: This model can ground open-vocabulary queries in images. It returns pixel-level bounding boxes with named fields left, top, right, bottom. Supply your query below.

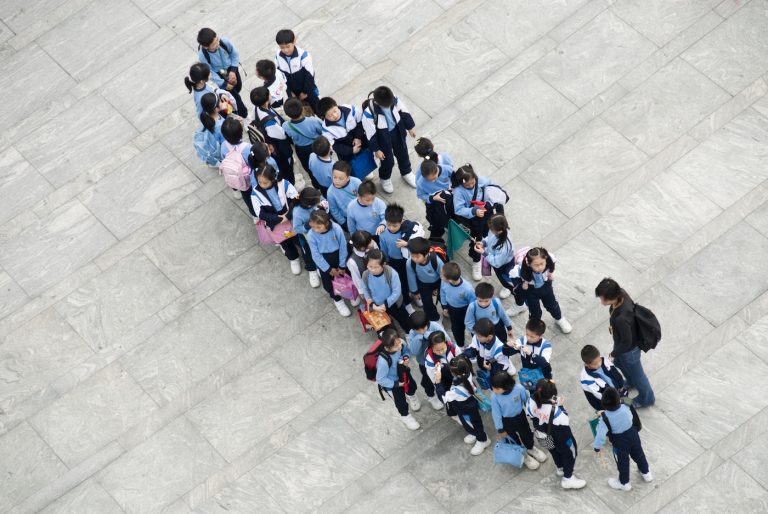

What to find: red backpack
left=363, top=339, right=391, bottom=401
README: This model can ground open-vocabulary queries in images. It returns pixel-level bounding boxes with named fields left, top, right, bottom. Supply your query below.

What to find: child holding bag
left=361, top=250, right=411, bottom=333
left=307, top=210, right=352, bottom=317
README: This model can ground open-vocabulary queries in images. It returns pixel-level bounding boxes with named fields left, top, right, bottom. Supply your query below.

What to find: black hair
left=199, top=92, right=218, bottom=132
left=488, top=214, right=510, bottom=251
left=372, top=86, right=395, bottom=108
left=298, top=187, right=322, bottom=209
left=333, top=160, right=352, bottom=176
left=520, top=247, right=555, bottom=282
left=254, top=164, right=277, bottom=186
left=601, top=387, right=621, bottom=411
left=381, top=328, right=399, bottom=350
left=449, top=355, right=475, bottom=395
left=255, top=59, right=276, bottom=81
left=284, top=97, right=303, bottom=119
left=250, top=86, right=270, bottom=107
left=525, top=318, right=546, bottom=336
left=475, top=318, right=495, bottom=338
left=221, top=116, right=243, bottom=145
left=276, top=29, right=296, bottom=46
left=595, top=278, right=622, bottom=300
left=580, top=344, right=601, bottom=364
left=312, top=136, right=331, bottom=156
left=475, top=282, right=494, bottom=300
left=414, top=137, right=438, bottom=161
left=407, top=237, right=429, bottom=257
left=317, top=97, right=338, bottom=120
left=365, top=249, right=385, bottom=268
left=248, top=142, right=270, bottom=169
left=357, top=180, right=376, bottom=197
left=420, top=159, right=439, bottom=178
left=184, top=63, right=211, bottom=93
left=491, top=372, right=516, bottom=392
left=454, top=164, right=478, bottom=188
left=531, top=379, right=557, bottom=408
left=350, top=230, right=373, bottom=251
left=384, top=203, right=404, bottom=224
left=197, top=28, right=216, bottom=47
left=428, top=331, right=447, bottom=347
left=309, top=209, right=331, bottom=230
left=409, top=311, right=428, bottom=330
left=441, top=261, right=461, bottom=281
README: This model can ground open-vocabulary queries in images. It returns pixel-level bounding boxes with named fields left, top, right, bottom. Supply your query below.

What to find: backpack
left=194, top=127, right=221, bottom=167
left=513, top=246, right=531, bottom=266
left=363, top=339, right=391, bottom=401
left=410, top=242, right=448, bottom=273
left=247, top=114, right=275, bottom=145
left=633, top=303, right=661, bottom=352
left=362, top=267, right=401, bottom=307
left=219, top=143, right=250, bottom=190
left=601, top=403, right=642, bottom=442
left=482, top=184, right=510, bottom=205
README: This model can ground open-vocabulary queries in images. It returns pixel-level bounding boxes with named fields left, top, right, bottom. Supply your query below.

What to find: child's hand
left=227, top=71, right=237, bottom=85
left=522, top=346, right=532, bottom=356
left=375, top=150, right=385, bottom=160
left=353, top=138, right=362, bottom=148
left=432, top=193, right=446, bottom=204
left=373, top=303, right=386, bottom=313
left=408, top=129, right=416, bottom=138
left=329, top=268, right=338, bottom=277
left=442, top=308, right=449, bottom=317
left=412, top=293, right=421, bottom=302
left=506, top=328, right=514, bottom=338
left=225, top=82, right=235, bottom=91
left=497, top=431, right=508, bottom=441
left=375, top=225, right=386, bottom=236
left=395, top=239, right=408, bottom=248
left=337, top=269, right=346, bottom=276
left=556, top=395, right=565, bottom=406
left=434, top=367, right=442, bottom=381
left=278, top=214, right=289, bottom=225
left=299, top=92, right=308, bottom=100
left=474, top=241, right=484, bottom=253
left=475, top=208, right=486, bottom=218
left=483, top=360, right=491, bottom=370
left=522, top=282, right=529, bottom=290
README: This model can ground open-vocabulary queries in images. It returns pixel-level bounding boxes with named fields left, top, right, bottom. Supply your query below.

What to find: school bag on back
left=410, top=241, right=448, bottom=273
left=219, top=143, right=250, bottom=190
left=363, top=339, right=389, bottom=401
left=633, top=303, right=661, bottom=352
left=513, top=246, right=531, bottom=266
left=193, top=127, right=221, bottom=167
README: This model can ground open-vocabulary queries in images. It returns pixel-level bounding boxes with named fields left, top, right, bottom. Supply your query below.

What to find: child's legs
left=418, top=364, right=436, bottom=398
left=318, top=269, right=340, bottom=301
left=280, top=238, right=300, bottom=261
left=386, top=303, right=411, bottom=333
left=612, top=446, right=632, bottom=485
left=447, top=305, right=468, bottom=347
left=494, top=320, right=508, bottom=343
left=417, top=279, right=440, bottom=321
left=377, top=138, right=395, bottom=180
left=389, top=258, right=411, bottom=307
left=229, top=69, right=248, bottom=117
left=273, top=142, right=295, bottom=184
left=524, top=287, right=544, bottom=320
left=539, top=281, right=562, bottom=320
left=554, top=438, right=577, bottom=479
left=240, top=189, right=256, bottom=216
left=390, top=386, right=409, bottom=416
left=425, top=200, right=448, bottom=240
left=511, top=278, right=525, bottom=306
left=296, top=235, right=317, bottom=271
left=295, top=145, right=312, bottom=173
left=390, top=129, right=412, bottom=175
left=493, top=261, right=515, bottom=292
left=502, top=412, right=535, bottom=450
left=457, top=404, right=488, bottom=442
left=468, top=213, right=491, bottom=262
left=628, top=432, right=650, bottom=475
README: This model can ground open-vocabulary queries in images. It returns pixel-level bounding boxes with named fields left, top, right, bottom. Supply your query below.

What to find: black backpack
left=633, top=303, right=661, bottom=352
left=247, top=114, right=276, bottom=145
left=601, top=403, right=642, bottom=443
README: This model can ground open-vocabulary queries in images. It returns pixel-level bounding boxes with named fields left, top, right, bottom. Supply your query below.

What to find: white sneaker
left=427, top=396, right=443, bottom=410
left=528, top=446, right=548, bottom=463
left=472, top=262, right=482, bottom=281
left=381, top=178, right=394, bottom=194
left=608, top=478, right=631, bottom=491
left=556, top=317, right=573, bottom=334
left=642, top=471, right=653, bottom=482
left=506, top=303, right=527, bottom=317
left=523, top=454, right=540, bottom=470
left=349, top=296, right=361, bottom=307
left=405, top=304, right=416, bottom=315
left=233, top=189, right=241, bottom=199
left=334, top=300, right=351, bottom=317
left=556, top=467, right=564, bottom=477
left=401, top=172, right=417, bottom=188
left=407, top=394, right=421, bottom=412
left=561, top=476, right=587, bottom=490
left=308, top=270, right=320, bottom=288
left=470, top=439, right=491, bottom=456
left=289, top=259, right=302, bottom=275
left=464, top=434, right=477, bottom=444
left=401, top=414, right=420, bottom=431
left=499, top=287, right=511, bottom=299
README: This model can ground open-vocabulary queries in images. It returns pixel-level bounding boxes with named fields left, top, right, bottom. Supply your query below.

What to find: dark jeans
left=240, top=189, right=256, bottom=216
left=416, top=278, right=441, bottom=322
left=295, top=234, right=317, bottom=272
left=378, top=128, right=411, bottom=180
left=318, top=251, right=343, bottom=301
left=614, top=347, right=655, bottom=407
left=222, top=68, right=248, bottom=117
left=424, top=192, right=453, bottom=240
left=389, top=258, right=411, bottom=307
left=418, top=363, right=435, bottom=398
left=524, top=281, right=562, bottom=321
left=549, top=429, right=577, bottom=479
left=295, top=144, right=312, bottom=174
left=454, top=398, right=487, bottom=442
left=501, top=411, right=534, bottom=450
left=272, top=140, right=295, bottom=185
left=493, top=260, right=515, bottom=293
left=387, top=368, right=418, bottom=416
left=279, top=237, right=300, bottom=261
left=494, top=320, right=508, bottom=343
left=611, top=428, right=649, bottom=485
left=446, top=304, right=469, bottom=347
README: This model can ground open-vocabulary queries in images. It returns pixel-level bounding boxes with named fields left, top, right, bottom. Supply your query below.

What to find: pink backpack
left=514, top=245, right=531, bottom=266
left=219, top=143, right=250, bottom=191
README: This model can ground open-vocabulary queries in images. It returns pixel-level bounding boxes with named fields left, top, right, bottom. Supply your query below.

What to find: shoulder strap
left=362, top=270, right=370, bottom=290
left=471, top=181, right=480, bottom=202
left=601, top=412, right=613, bottom=434
left=384, top=266, right=393, bottom=289
left=429, top=251, right=438, bottom=272
left=285, top=120, right=309, bottom=139
left=200, top=46, right=211, bottom=64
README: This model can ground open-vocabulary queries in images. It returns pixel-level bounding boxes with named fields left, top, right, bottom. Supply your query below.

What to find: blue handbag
left=350, top=149, right=377, bottom=179
left=476, top=368, right=491, bottom=390
left=493, top=437, right=527, bottom=468
left=517, top=367, right=544, bottom=391
left=473, top=388, right=492, bottom=413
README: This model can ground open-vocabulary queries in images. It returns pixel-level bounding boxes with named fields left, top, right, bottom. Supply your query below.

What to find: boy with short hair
left=503, top=318, right=552, bottom=390
left=407, top=311, right=450, bottom=411
left=275, top=29, right=320, bottom=113
left=249, top=86, right=295, bottom=184
left=318, top=96, right=366, bottom=164
left=197, top=27, right=247, bottom=117
left=308, top=136, right=334, bottom=196
left=327, top=161, right=360, bottom=229
left=440, top=262, right=475, bottom=347
left=406, top=237, right=444, bottom=322
left=417, top=159, right=453, bottom=240
left=465, top=282, right=514, bottom=342
left=284, top=97, right=323, bottom=177
left=463, top=318, right=513, bottom=378
left=346, top=180, right=386, bottom=236
left=379, top=203, right=424, bottom=313
left=580, top=344, right=627, bottom=412
left=256, top=59, right=287, bottom=110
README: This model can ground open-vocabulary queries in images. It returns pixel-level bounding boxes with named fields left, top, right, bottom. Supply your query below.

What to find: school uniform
left=407, top=321, right=450, bottom=400
left=263, top=74, right=287, bottom=109
left=463, top=334, right=513, bottom=378
left=503, top=336, right=553, bottom=385
left=406, top=254, right=444, bottom=322
left=378, top=220, right=425, bottom=308
left=193, top=83, right=235, bottom=118
left=283, top=116, right=323, bottom=174
left=453, top=176, right=505, bottom=262
left=255, top=105, right=295, bottom=183
left=510, top=257, right=562, bottom=322
left=376, top=346, right=417, bottom=417
left=291, top=201, right=327, bottom=273
left=482, top=233, right=516, bottom=293
left=492, top=384, right=534, bottom=449
left=275, top=46, right=320, bottom=113
left=416, top=164, right=454, bottom=239
left=221, top=141, right=255, bottom=215
left=527, top=401, right=578, bottom=479
left=307, top=222, right=348, bottom=301
left=347, top=242, right=379, bottom=295
left=327, top=177, right=361, bottom=228
left=346, top=197, right=387, bottom=236
left=252, top=180, right=299, bottom=260
left=361, top=95, right=415, bottom=180
left=438, top=373, right=487, bottom=442
left=307, top=153, right=334, bottom=196
left=464, top=298, right=513, bottom=342
left=198, top=36, right=247, bottom=116
left=594, top=404, right=649, bottom=485
left=415, top=152, right=454, bottom=178
left=440, top=278, right=476, bottom=347
left=361, top=266, right=410, bottom=332
left=322, top=105, right=366, bottom=163
left=580, top=357, right=626, bottom=411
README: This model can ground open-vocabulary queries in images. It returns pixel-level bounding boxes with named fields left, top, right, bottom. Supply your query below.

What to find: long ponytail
left=185, top=63, right=211, bottom=93
left=199, top=92, right=217, bottom=133
left=488, top=214, right=509, bottom=251
left=531, top=378, right=557, bottom=408
left=449, top=356, right=475, bottom=395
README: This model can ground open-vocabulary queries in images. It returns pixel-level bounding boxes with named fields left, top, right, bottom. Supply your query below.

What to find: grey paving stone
left=612, top=0, right=721, bottom=46
left=0, top=146, right=52, bottom=225
left=346, top=471, right=446, bottom=514
left=0, top=271, right=28, bottom=321
left=39, top=478, right=124, bottom=514
left=732, top=435, right=768, bottom=491
left=194, top=471, right=284, bottom=514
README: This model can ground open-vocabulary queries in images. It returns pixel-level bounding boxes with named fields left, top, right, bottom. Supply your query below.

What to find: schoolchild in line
left=220, top=116, right=254, bottom=215
left=275, top=29, right=320, bottom=113
left=255, top=59, right=287, bottom=110
left=291, top=187, right=326, bottom=288
left=504, top=318, right=553, bottom=391
left=185, top=62, right=235, bottom=118
left=465, top=282, right=514, bottom=343
left=346, top=180, right=386, bottom=236
left=475, top=214, right=525, bottom=318
left=511, top=247, right=572, bottom=334
left=327, top=161, right=361, bottom=230
left=378, top=203, right=424, bottom=313
left=406, top=237, right=444, bottom=323
left=250, top=86, right=295, bottom=184
left=375, top=328, right=421, bottom=430
left=306, top=209, right=352, bottom=317
left=318, top=96, right=366, bottom=164
left=361, top=249, right=411, bottom=333
left=416, top=159, right=453, bottom=241
left=580, top=344, right=627, bottom=412
left=407, top=311, right=450, bottom=411
left=463, top=318, right=514, bottom=380
left=308, top=136, right=334, bottom=196
left=347, top=230, right=378, bottom=297
left=283, top=97, right=323, bottom=177
left=413, top=137, right=454, bottom=176
left=439, top=262, right=475, bottom=347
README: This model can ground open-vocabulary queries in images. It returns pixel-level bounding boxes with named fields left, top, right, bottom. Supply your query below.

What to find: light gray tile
left=194, top=471, right=284, bottom=514
left=346, top=471, right=446, bottom=514
left=499, top=476, right=613, bottom=513
left=747, top=199, right=768, bottom=238
left=39, top=478, right=124, bottom=514
left=666, top=222, right=768, bottom=326
left=453, top=72, right=577, bottom=166
left=80, top=143, right=199, bottom=239
left=159, top=106, right=220, bottom=183
left=430, top=126, right=497, bottom=175
left=0, top=271, right=27, bottom=320
left=131, top=0, right=196, bottom=26
left=736, top=312, right=768, bottom=367
left=298, top=27, right=364, bottom=101
left=98, top=416, right=226, bottom=514
left=502, top=177, right=568, bottom=246
left=0, top=422, right=67, bottom=512
left=603, top=58, right=731, bottom=155
left=535, top=10, right=656, bottom=106
left=0, top=200, right=115, bottom=295
left=612, top=0, right=721, bottom=46
left=733, top=434, right=768, bottom=490
left=122, top=303, right=245, bottom=406
left=30, top=361, right=157, bottom=467
left=141, top=194, right=256, bottom=292
left=682, top=0, right=768, bottom=94
left=253, top=415, right=381, bottom=512
left=186, top=358, right=311, bottom=462
left=55, top=251, right=180, bottom=351
left=522, top=119, right=648, bottom=218
left=0, top=146, right=52, bottom=225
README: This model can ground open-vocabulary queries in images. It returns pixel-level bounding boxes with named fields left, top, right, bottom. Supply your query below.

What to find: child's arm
left=406, top=260, right=418, bottom=294
left=308, top=234, right=330, bottom=272
left=452, top=191, right=475, bottom=219
left=346, top=203, right=358, bottom=234
left=375, top=359, right=395, bottom=389
left=300, top=51, right=317, bottom=96
left=491, top=395, right=505, bottom=435
left=464, top=304, right=475, bottom=334
left=361, top=109, right=381, bottom=154
left=593, top=417, right=609, bottom=451
left=394, top=97, right=416, bottom=132
left=496, top=300, right=513, bottom=331
left=336, top=225, right=349, bottom=268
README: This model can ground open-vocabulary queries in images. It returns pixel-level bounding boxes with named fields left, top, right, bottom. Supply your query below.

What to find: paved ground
left=2, top=0, right=768, bottom=512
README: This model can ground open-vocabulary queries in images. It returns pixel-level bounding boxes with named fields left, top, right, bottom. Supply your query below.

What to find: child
left=220, top=116, right=254, bottom=215
left=346, top=180, right=386, bottom=236
left=327, top=161, right=361, bottom=230
left=361, top=249, right=411, bottom=333
left=308, top=136, right=334, bottom=196
left=307, top=210, right=352, bottom=317
left=347, top=230, right=378, bottom=298
left=416, top=159, right=453, bottom=241
left=283, top=97, right=323, bottom=176
left=453, top=164, right=506, bottom=280
left=491, top=372, right=548, bottom=470
left=275, top=29, right=320, bottom=113
left=511, top=247, right=572, bottom=333
left=251, top=165, right=301, bottom=274
left=465, top=282, right=514, bottom=343
left=463, top=318, right=514, bottom=383
left=414, top=137, right=454, bottom=176
left=406, top=237, right=444, bottom=322
left=407, top=311, right=450, bottom=411
left=375, top=328, right=421, bottom=430
left=504, top=319, right=553, bottom=390
left=435, top=355, right=490, bottom=455
left=580, top=344, right=627, bottom=412
left=256, top=59, right=287, bottom=110
left=527, top=379, right=586, bottom=489
left=439, top=262, right=475, bottom=347
left=291, top=187, right=325, bottom=288
left=379, top=203, right=424, bottom=313
left=250, top=86, right=295, bottom=184
left=318, top=97, right=366, bottom=164
left=248, top=142, right=279, bottom=177
left=424, top=331, right=460, bottom=388
left=594, top=387, right=652, bottom=491
left=474, top=215, right=525, bottom=316
left=361, top=85, right=417, bottom=193
left=199, top=92, right=225, bottom=144
left=197, top=28, right=247, bottom=117
left=185, top=63, right=236, bottom=118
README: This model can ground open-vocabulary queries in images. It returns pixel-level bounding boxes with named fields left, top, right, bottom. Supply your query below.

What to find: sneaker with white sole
left=401, top=414, right=420, bottom=431
left=289, top=259, right=302, bottom=275
left=308, top=270, right=320, bottom=288
left=334, top=300, right=351, bottom=317
left=561, top=476, right=587, bottom=489
left=523, top=454, right=540, bottom=470
left=528, top=446, right=548, bottom=463
left=401, top=172, right=417, bottom=188
left=350, top=296, right=361, bottom=307
left=427, top=396, right=443, bottom=410
left=556, top=468, right=564, bottom=477
left=405, top=304, right=416, bottom=315
left=407, top=394, right=421, bottom=412
left=641, top=471, right=653, bottom=482
left=608, top=478, right=631, bottom=491
left=555, top=317, right=573, bottom=334
left=472, top=262, right=482, bottom=281
left=506, top=303, right=528, bottom=317
left=470, top=439, right=491, bottom=456
left=464, top=434, right=477, bottom=444
left=380, top=178, right=394, bottom=194
left=499, top=287, right=511, bottom=299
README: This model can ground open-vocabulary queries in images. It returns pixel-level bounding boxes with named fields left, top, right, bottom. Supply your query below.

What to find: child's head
left=488, top=214, right=509, bottom=237
left=449, top=355, right=472, bottom=382
left=248, top=142, right=270, bottom=169
left=332, top=161, right=352, bottom=188
left=420, top=160, right=440, bottom=182
left=454, top=164, right=477, bottom=189
left=308, top=209, right=332, bottom=233
left=406, top=237, right=430, bottom=265
left=199, top=92, right=219, bottom=132
left=357, top=180, right=377, bottom=205
left=255, top=59, right=276, bottom=81
left=440, top=261, right=461, bottom=284
left=221, top=116, right=243, bottom=146
left=381, top=328, right=402, bottom=352
left=197, top=28, right=218, bottom=50
left=580, top=344, right=602, bottom=370
left=350, top=230, right=374, bottom=252
left=600, top=387, right=621, bottom=411
left=525, top=247, right=551, bottom=274
left=276, top=29, right=296, bottom=55
left=525, top=318, right=546, bottom=343
left=311, top=136, right=331, bottom=158
left=365, top=249, right=386, bottom=274
left=414, top=137, right=438, bottom=161
left=595, top=278, right=622, bottom=306
left=250, top=86, right=270, bottom=108
left=532, top=379, right=557, bottom=407
left=474, top=318, right=495, bottom=344
left=317, top=97, right=339, bottom=122
left=474, top=282, right=495, bottom=308
left=372, top=86, right=395, bottom=108
left=491, top=371, right=516, bottom=395
left=184, top=63, right=210, bottom=93
left=254, top=164, right=278, bottom=189
left=284, top=98, right=304, bottom=120
left=384, top=203, right=404, bottom=232
left=298, top=187, right=322, bottom=209
left=410, top=311, right=429, bottom=333
left=428, top=331, right=448, bottom=355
